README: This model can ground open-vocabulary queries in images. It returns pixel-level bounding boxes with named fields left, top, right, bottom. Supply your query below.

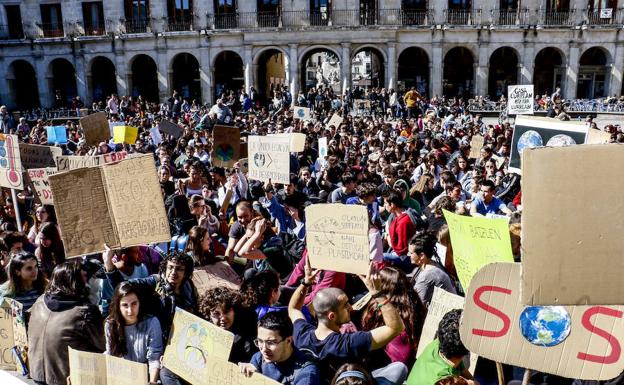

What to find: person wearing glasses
left=238, top=312, right=320, bottom=385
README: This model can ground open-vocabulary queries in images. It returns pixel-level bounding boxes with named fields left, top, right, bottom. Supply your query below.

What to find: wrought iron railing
left=40, top=22, right=64, bottom=38
left=124, top=19, right=150, bottom=34
left=584, top=8, right=621, bottom=25
left=166, top=19, right=194, bottom=31
left=540, top=10, right=575, bottom=26
left=0, top=24, right=24, bottom=39
left=445, top=9, right=481, bottom=25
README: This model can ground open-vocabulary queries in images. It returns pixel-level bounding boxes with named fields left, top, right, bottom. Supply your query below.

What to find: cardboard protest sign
left=417, top=288, right=477, bottom=372
left=460, top=262, right=624, bottom=380
left=68, top=347, right=148, bottom=385
left=46, top=126, right=67, bottom=144
left=193, top=262, right=242, bottom=295
left=159, top=120, right=183, bottom=138
left=586, top=128, right=612, bottom=144
left=113, top=125, right=138, bottom=144
left=443, top=210, right=514, bottom=291
left=0, top=299, right=27, bottom=371
left=149, top=127, right=163, bottom=146
left=166, top=355, right=280, bottom=385
left=328, top=113, right=343, bottom=128
left=56, top=151, right=128, bottom=172
left=521, top=145, right=624, bottom=306
left=293, top=106, right=311, bottom=121
left=49, top=154, right=170, bottom=257
left=212, top=125, right=240, bottom=167
left=305, top=204, right=369, bottom=275
left=509, top=116, right=587, bottom=174
left=268, top=133, right=306, bottom=152
left=469, top=135, right=484, bottom=159
left=79, top=111, right=110, bottom=146
left=248, top=135, right=290, bottom=184
left=318, top=137, right=328, bottom=158
left=162, top=307, right=235, bottom=385
left=239, top=158, right=249, bottom=173
left=18, top=143, right=61, bottom=169
left=27, top=168, right=57, bottom=204
left=507, top=85, right=534, bottom=115
left=0, top=134, right=23, bottom=190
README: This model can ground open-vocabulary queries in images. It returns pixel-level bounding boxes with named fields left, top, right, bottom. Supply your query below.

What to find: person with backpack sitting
left=382, top=189, right=417, bottom=272
left=238, top=311, right=320, bottom=385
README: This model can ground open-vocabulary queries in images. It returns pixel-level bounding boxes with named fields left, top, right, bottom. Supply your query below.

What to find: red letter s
left=577, top=306, right=623, bottom=364
left=472, top=285, right=512, bottom=338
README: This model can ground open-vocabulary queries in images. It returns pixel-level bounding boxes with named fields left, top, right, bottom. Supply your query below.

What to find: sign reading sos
left=459, top=263, right=624, bottom=381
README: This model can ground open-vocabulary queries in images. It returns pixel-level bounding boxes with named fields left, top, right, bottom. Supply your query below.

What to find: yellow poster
left=162, top=307, right=235, bottom=385
left=112, top=125, right=138, bottom=144
left=443, top=210, right=514, bottom=291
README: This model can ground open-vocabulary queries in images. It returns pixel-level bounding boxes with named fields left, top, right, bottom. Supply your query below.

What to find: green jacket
left=407, top=339, right=463, bottom=385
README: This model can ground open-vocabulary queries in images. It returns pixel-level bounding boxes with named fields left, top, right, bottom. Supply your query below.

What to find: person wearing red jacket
left=383, top=189, right=416, bottom=272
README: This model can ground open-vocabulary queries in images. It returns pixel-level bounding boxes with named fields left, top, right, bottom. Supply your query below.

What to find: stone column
left=36, top=59, right=52, bottom=108
left=156, top=49, right=169, bottom=102
left=244, top=45, right=253, bottom=94
left=0, top=58, right=11, bottom=108
left=289, top=43, right=299, bottom=103
left=564, top=45, right=579, bottom=99
left=520, top=45, right=534, bottom=85
left=115, top=53, right=128, bottom=96
left=476, top=47, right=489, bottom=96
left=74, top=54, right=89, bottom=104
left=608, top=44, right=624, bottom=97
left=199, top=46, right=212, bottom=106
left=387, top=42, right=396, bottom=90
left=431, top=45, right=442, bottom=97
left=341, top=43, right=351, bottom=94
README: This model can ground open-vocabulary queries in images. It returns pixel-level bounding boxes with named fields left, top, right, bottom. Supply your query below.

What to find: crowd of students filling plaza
left=0, top=84, right=622, bottom=385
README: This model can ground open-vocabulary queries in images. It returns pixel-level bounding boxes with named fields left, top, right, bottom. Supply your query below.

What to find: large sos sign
left=460, top=263, right=624, bottom=381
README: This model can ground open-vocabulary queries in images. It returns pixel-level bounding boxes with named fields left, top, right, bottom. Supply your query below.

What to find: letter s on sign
left=472, top=285, right=512, bottom=338
left=577, top=306, right=623, bottom=364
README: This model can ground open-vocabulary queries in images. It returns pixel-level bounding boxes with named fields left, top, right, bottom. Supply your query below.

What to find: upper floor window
left=402, top=0, right=427, bottom=10
left=258, top=0, right=280, bottom=13
left=588, top=0, right=617, bottom=11
left=168, top=0, right=193, bottom=23
left=40, top=3, right=64, bottom=37
left=448, top=0, right=471, bottom=10
left=5, top=5, right=24, bottom=39
left=500, top=0, right=518, bottom=10
left=215, top=0, right=236, bottom=14
left=125, top=0, right=150, bottom=22
left=546, top=0, right=570, bottom=11
left=82, top=2, right=105, bottom=35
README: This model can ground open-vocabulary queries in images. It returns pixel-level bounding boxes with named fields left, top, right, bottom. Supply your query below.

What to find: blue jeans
left=383, top=251, right=414, bottom=273
left=372, top=362, right=409, bottom=385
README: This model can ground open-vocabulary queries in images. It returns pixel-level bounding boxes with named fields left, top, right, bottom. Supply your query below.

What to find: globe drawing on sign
left=546, top=134, right=577, bottom=147
left=215, top=143, right=235, bottom=161
left=254, top=153, right=266, bottom=167
left=519, top=306, right=571, bottom=347
left=517, top=130, right=543, bottom=154
left=296, top=108, right=306, bottom=118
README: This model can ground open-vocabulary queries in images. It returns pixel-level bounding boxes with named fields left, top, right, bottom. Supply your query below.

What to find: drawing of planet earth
left=517, top=130, right=543, bottom=154
left=296, top=109, right=306, bottom=118
left=215, top=143, right=234, bottom=161
left=519, top=306, right=571, bottom=347
left=546, top=134, right=577, bottom=147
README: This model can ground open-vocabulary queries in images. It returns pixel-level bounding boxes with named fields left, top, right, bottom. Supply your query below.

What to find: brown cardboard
left=56, top=151, right=128, bottom=171
left=305, top=204, right=370, bottom=275
left=79, top=111, right=110, bottom=146
left=0, top=299, right=26, bottom=371
left=27, top=167, right=57, bottom=204
left=469, top=135, right=484, bottom=159
left=586, top=128, right=612, bottom=144
left=49, top=155, right=170, bottom=257
left=212, top=125, right=240, bottom=167
left=18, top=143, right=61, bottom=169
left=248, top=135, right=290, bottom=184
left=521, top=145, right=624, bottom=305
left=192, top=262, right=241, bottom=295
left=460, top=263, right=624, bottom=380
left=68, top=347, right=148, bottom=385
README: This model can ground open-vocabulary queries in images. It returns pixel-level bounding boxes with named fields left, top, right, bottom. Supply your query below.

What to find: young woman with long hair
left=0, top=252, right=46, bottom=312
left=27, top=204, right=57, bottom=245
left=35, top=222, right=65, bottom=279
left=105, top=281, right=163, bottom=385
left=184, top=225, right=220, bottom=266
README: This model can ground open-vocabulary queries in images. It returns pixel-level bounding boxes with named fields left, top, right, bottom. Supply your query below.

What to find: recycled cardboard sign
left=0, top=299, right=27, bottom=371
left=521, top=145, right=624, bottom=306
left=68, top=347, right=148, bottom=385
left=305, top=204, right=369, bottom=275
left=318, top=137, right=328, bottom=158
left=443, top=210, right=514, bottom=291
left=293, top=106, right=311, bottom=121
left=162, top=307, right=235, bottom=385
left=167, top=355, right=280, bottom=385
left=46, top=126, right=67, bottom=144
left=18, top=143, right=61, bottom=169
left=586, top=128, right=612, bottom=144
left=159, top=120, right=183, bottom=138
left=507, top=85, right=534, bottom=115
left=79, top=111, right=110, bottom=146
left=212, top=125, right=240, bottom=167
left=460, top=263, right=624, bottom=381
left=0, top=134, right=23, bottom=189
left=469, top=135, right=484, bottom=159
left=508, top=116, right=587, bottom=174
left=248, top=135, right=290, bottom=184
left=192, top=262, right=242, bottom=295
left=328, top=113, right=343, bottom=128
left=268, top=133, right=306, bottom=152
left=112, top=125, right=138, bottom=144
left=49, top=155, right=170, bottom=257
left=27, top=168, right=57, bottom=205
left=56, top=151, right=128, bottom=172
left=417, top=288, right=477, bottom=372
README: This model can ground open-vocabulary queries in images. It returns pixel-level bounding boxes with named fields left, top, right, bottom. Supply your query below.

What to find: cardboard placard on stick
left=0, top=134, right=23, bottom=190
left=328, top=113, right=343, bottom=128
left=586, top=128, right=612, bottom=144
left=521, top=145, right=624, bottom=306
left=159, top=120, right=183, bottom=138
left=79, top=111, right=110, bottom=146
left=268, top=133, right=306, bottom=152
left=293, top=106, right=311, bottom=121
left=192, top=262, right=242, bottom=295
left=112, top=125, right=138, bottom=144
left=0, top=299, right=27, bottom=371
left=46, top=126, right=67, bottom=144
left=68, top=347, right=148, bottom=385
left=460, top=263, right=624, bottom=381
left=305, top=204, right=369, bottom=275
left=508, top=116, right=587, bottom=174
left=27, top=168, right=57, bottom=204
left=56, top=151, right=128, bottom=172
left=166, top=355, right=281, bottom=385
left=507, top=85, right=534, bottom=115
left=49, top=155, right=170, bottom=257
left=318, top=137, right=328, bottom=158
left=248, top=135, right=290, bottom=184
left=18, top=143, right=61, bottom=169
left=469, top=135, right=484, bottom=159
left=443, top=210, right=514, bottom=291
left=162, top=307, right=235, bottom=385
left=212, top=125, right=240, bottom=167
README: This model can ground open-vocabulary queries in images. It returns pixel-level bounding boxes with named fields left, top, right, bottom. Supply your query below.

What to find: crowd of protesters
left=0, top=82, right=621, bottom=385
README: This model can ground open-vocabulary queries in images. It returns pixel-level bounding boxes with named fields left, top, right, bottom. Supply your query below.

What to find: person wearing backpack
left=238, top=312, right=320, bottom=385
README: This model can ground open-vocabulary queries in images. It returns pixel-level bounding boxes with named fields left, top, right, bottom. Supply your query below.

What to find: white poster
left=507, top=85, right=534, bottom=115
left=318, top=137, right=328, bottom=158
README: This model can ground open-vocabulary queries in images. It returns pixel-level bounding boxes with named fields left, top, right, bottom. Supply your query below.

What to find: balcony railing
left=400, top=9, right=431, bottom=25
left=166, top=18, right=194, bottom=31
left=445, top=9, right=481, bottom=25
left=124, top=19, right=150, bottom=34
left=40, top=22, right=64, bottom=38
left=211, top=13, right=238, bottom=29
left=0, top=24, right=24, bottom=39
left=540, top=10, right=575, bottom=26
left=82, top=23, right=106, bottom=36
left=585, top=8, right=620, bottom=25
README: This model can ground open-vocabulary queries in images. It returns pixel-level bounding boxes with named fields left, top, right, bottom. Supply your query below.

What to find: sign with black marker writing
left=69, top=347, right=148, bottom=385
left=248, top=135, right=290, bottom=184
left=18, top=143, right=61, bottom=169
